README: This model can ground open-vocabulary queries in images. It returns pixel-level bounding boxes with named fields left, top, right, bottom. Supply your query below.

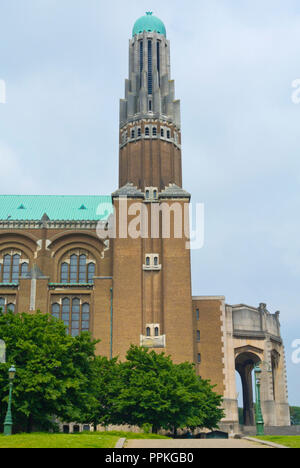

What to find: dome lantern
left=132, top=12, right=166, bottom=37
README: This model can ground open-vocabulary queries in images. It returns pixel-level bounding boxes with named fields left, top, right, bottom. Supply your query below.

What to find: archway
left=235, top=352, right=261, bottom=426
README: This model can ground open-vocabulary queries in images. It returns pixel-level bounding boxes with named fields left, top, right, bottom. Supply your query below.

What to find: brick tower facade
left=112, top=12, right=194, bottom=362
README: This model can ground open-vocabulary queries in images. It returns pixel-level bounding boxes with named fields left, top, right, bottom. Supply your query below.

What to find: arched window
left=146, top=256, right=150, bottom=266
left=197, top=330, right=201, bottom=342
left=62, top=298, right=70, bottom=328
left=167, top=130, right=171, bottom=139
left=148, top=40, right=153, bottom=95
left=78, top=255, right=87, bottom=283
left=51, top=298, right=91, bottom=336
left=155, top=327, right=159, bottom=337
left=154, top=256, right=158, bottom=266
left=0, top=298, right=16, bottom=314
left=81, top=303, right=90, bottom=332
left=71, top=298, right=80, bottom=337
left=1, top=252, right=28, bottom=284
left=21, top=263, right=28, bottom=278
left=7, top=304, right=15, bottom=314
left=145, top=127, right=150, bottom=136
left=11, top=255, right=20, bottom=283
left=197, top=353, right=201, bottom=364
left=70, top=255, right=78, bottom=283
left=131, top=129, right=135, bottom=139
left=3, top=255, right=11, bottom=282
left=60, top=252, right=96, bottom=284
left=137, top=128, right=141, bottom=138
left=61, top=263, right=69, bottom=283
left=160, top=128, right=164, bottom=138
left=51, top=303, right=60, bottom=319
left=146, top=327, right=151, bottom=337
left=87, top=263, right=95, bottom=284
left=152, top=127, right=157, bottom=136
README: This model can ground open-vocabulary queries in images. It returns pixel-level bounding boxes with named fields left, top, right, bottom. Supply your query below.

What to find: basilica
left=0, top=13, right=290, bottom=432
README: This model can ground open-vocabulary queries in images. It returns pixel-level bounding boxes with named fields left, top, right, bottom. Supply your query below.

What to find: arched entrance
left=235, top=351, right=261, bottom=426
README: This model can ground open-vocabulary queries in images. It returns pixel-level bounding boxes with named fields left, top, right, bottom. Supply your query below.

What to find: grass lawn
left=255, top=436, right=300, bottom=448
left=0, top=431, right=170, bottom=449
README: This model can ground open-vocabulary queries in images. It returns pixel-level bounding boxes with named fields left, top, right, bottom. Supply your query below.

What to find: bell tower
left=112, top=13, right=194, bottom=364
left=119, top=12, right=183, bottom=191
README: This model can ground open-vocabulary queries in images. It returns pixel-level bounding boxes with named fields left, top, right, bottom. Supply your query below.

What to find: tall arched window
left=81, top=303, right=90, bottom=332
left=60, top=252, right=96, bottom=284
left=12, top=255, right=21, bottom=283
left=51, top=298, right=91, bottom=336
left=3, top=254, right=12, bottom=282
left=21, top=263, right=29, bottom=277
left=146, top=327, right=151, bottom=337
left=155, top=327, right=159, bottom=337
left=7, top=303, right=15, bottom=313
left=61, top=263, right=69, bottom=283
left=62, top=298, right=70, bottom=328
left=0, top=298, right=16, bottom=314
left=71, top=298, right=80, bottom=337
left=70, top=255, right=78, bottom=283
left=1, top=252, right=29, bottom=284
left=78, top=255, right=87, bottom=283
left=148, top=40, right=153, bottom=95
left=51, top=303, right=60, bottom=319
left=87, top=263, right=95, bottom=284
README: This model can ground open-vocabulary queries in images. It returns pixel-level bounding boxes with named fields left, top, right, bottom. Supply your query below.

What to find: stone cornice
left=0, top=221, right=99, bottom=229
left=48, top=283, right=94, bottom=290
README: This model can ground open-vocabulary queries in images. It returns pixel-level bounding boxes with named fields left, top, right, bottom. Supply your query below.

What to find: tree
left=79, top=355, right=119, bottom=430
left=108, top=346, right=224, bottom=434
left=0, top=310, right=97, bottom=432
left=290, top=407, right=300, bottom=425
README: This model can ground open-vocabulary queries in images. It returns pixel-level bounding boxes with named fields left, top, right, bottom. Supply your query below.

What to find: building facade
left=0, top=13, right=290, bottom=431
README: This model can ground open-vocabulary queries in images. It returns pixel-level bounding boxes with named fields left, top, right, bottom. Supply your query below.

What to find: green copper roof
left=133, top=12, right=166, bottom=37
left=0, top=195, right=113, bottom=221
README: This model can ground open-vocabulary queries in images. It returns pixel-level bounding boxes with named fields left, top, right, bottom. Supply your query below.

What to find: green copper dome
left=132, top=12, right=166, bottom=37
